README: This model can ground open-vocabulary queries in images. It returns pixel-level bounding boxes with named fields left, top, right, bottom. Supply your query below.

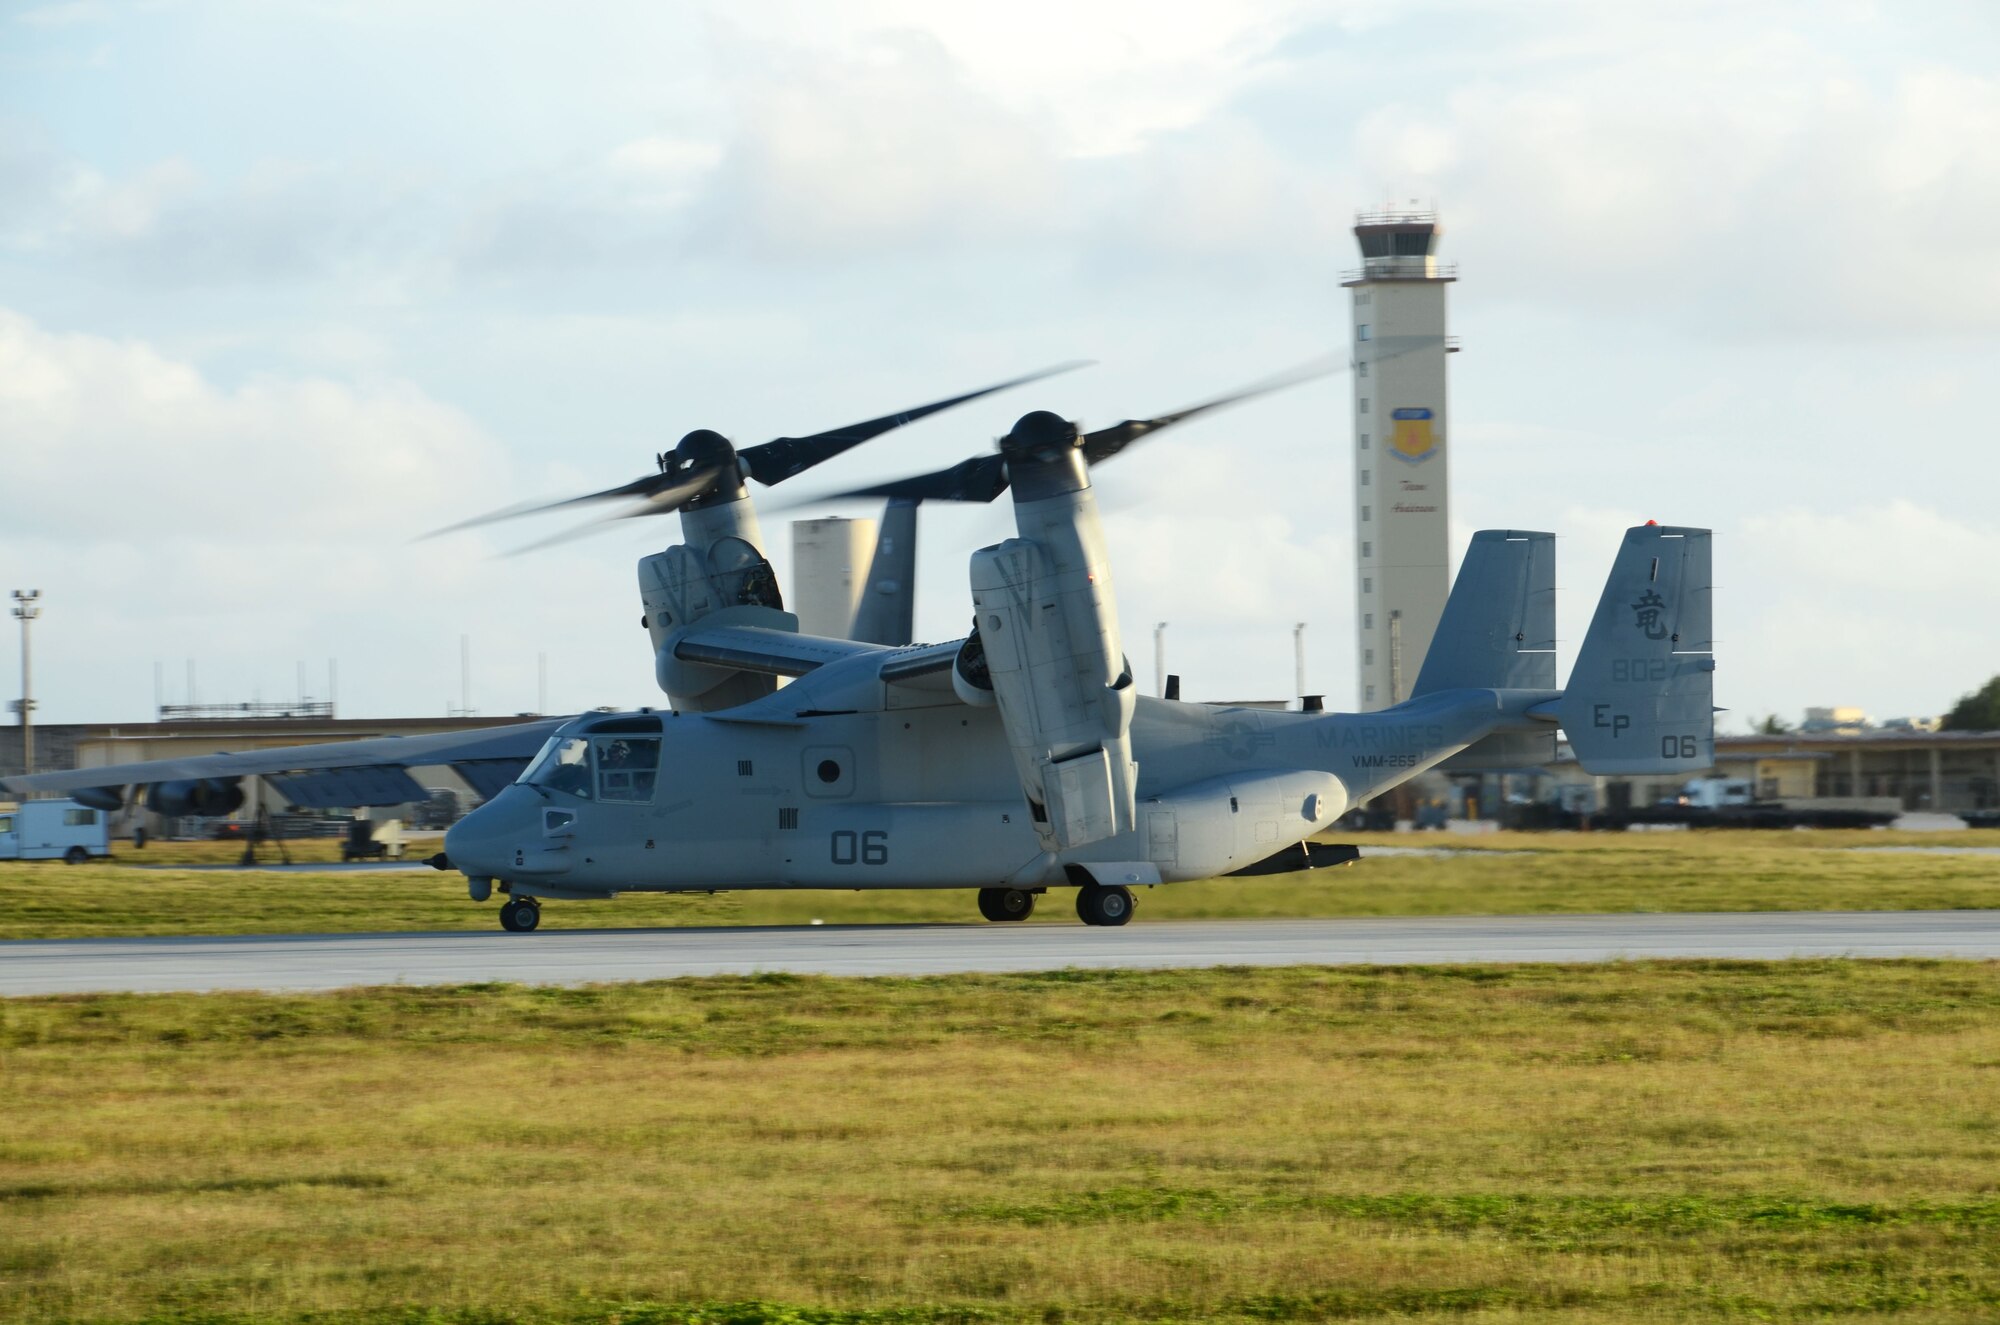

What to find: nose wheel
left=1075, top=884, right=1134, bottom=927
left=498, top=897, right=542, bottom=933
left=977, top=887, right=1036, bottom=922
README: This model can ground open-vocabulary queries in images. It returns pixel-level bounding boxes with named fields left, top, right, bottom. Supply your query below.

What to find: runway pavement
left=4, top=910, right=1998, bottom=996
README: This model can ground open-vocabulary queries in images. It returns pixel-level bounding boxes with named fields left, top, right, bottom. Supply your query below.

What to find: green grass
left=4, top=961, right=2000, bottom=1322
left=2, top=829, right=1997, bottom=939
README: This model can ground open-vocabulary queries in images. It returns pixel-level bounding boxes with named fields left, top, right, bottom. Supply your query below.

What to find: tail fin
left=848, top=497, right=918, bottom=646
left=1412, top=530, right=1556, bottom=695
left=1560, top=525, right=1714, bottom=774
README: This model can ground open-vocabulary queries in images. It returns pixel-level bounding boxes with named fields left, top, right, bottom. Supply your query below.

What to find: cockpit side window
left=595, top=737, right=660, bottom=803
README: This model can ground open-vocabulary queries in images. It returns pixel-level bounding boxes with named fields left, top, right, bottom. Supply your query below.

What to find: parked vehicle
left=0, top=799, right=113, bottom=863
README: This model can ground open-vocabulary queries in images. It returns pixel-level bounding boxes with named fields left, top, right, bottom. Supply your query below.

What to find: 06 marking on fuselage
left=830, top=830, right=889, bottom=866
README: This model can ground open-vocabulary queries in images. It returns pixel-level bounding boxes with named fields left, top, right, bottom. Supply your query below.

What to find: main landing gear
left=1075, top=884, right=1134, bottom=927
left=498, top=897, right=542, bottom=933
left=977, top=887, right=1036, bottom=922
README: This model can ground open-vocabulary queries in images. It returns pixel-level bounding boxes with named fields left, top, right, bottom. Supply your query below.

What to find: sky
left=2, top=0, right=1997, bottom=729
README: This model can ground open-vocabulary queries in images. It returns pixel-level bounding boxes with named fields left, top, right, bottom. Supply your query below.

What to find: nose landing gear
left=498, top=897, right=542, bottom=933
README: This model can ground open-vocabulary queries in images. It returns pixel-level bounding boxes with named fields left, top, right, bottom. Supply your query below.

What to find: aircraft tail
left=848, top=497, right=918, bottom=646
left=1559, top=524, right=1715, bottom=775
left=1411, top=530, right=1556, bottom=695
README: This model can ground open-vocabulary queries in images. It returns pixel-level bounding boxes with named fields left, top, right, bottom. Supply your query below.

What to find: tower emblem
left=1389, top=407, right=1438, bottom=464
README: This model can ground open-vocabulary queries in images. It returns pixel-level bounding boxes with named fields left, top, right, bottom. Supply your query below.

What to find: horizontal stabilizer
left=1439, top=729, right=1556, bottom=772
left=1560, top=525, right=1715, bottom=775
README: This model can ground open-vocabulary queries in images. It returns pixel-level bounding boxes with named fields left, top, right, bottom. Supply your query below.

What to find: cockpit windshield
left=519, top=732, right=660, bottom=803
left=521, top=736, right=596, bottom=798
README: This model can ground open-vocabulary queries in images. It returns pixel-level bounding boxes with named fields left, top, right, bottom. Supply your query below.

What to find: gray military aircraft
left=437, top=401, right=1712, bottom=931
left=3, top=371, right=1713, bottom=933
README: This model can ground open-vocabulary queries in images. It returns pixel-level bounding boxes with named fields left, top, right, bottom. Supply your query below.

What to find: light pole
left=11, top=589, right=40, bottom=778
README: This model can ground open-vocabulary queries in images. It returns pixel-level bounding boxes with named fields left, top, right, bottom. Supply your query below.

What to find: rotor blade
left=805, top=452, right=1013, bottom=506
left=422, top=469, right=690, bottom=540
left=1079, top=356, right=1344, bottom=466
left=501, top=465, right=728, bottom=555
left=738, top=361, right=1091, bottom=487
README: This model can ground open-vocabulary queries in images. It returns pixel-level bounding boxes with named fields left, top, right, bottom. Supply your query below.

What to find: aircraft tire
left=1075, top=884, right=1134, bottom=927
left=499, top=899, right=541, bottom=933
left=977, top=887, right=1035, bottom=922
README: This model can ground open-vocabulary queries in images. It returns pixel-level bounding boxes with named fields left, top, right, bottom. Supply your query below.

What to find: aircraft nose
left=444, top=785, right=576, bottom=886
left=444, top=787, right=537, bottom=880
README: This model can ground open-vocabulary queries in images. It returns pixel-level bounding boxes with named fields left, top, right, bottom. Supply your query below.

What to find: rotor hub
left=999, top=410, right=1081, bottom=466
left=669, top=428, right=737, bottom=474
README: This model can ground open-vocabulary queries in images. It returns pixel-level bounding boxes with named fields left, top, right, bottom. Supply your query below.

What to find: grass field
left=2, top=829, right=1996, bottom=939
left=3, top=960, right=1999, bottom=1323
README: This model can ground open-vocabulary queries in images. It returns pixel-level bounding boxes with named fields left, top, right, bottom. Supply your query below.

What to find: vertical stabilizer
left=1560, top=525, right=1715, bottom=775
left=850, top=497, right=919, bottom=646
left=1411, top=530, right=1556, bottom=695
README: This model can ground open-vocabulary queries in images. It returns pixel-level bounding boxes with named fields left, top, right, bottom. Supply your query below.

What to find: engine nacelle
left=639, top=512, right=794, bottom=714
left=969, top=527, right=1137, bottom=853
left=71, top=786, right=127, bottom=813
left=949, top=630, right=997, bottom=707
left=149, top=778, right=245, bottom=817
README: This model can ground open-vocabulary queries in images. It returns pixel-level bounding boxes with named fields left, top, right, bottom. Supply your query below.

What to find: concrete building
left=1540, top=728, right=2000, bottom=816
left=790, top=516, right=878, bottom=640
left=1346, top=209, right=1456, bottom=710
left=2, top=714, right=532, bottom=830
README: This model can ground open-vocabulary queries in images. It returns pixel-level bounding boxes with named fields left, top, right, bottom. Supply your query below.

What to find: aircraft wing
left=0, top=719, right=566, bottom=803
left=670, top=625, right=960, bottom=684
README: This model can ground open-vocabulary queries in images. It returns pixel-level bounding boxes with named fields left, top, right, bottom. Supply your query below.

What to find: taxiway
left=3, top=909, right=1996, bottom=996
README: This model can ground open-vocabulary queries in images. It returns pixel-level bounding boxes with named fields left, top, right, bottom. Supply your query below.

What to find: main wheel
left=63, top=846, right=89, bottom=865
left=977, top=887, right=1035, bottom=922
left=1075, top=884, right=1134, bottom=927
left=499, top=899, right=541, bottom=933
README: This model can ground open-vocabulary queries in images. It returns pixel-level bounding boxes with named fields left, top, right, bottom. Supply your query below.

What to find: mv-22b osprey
left=435, top=385, right=1716, bottom=932
left=2, top=364, right=1714, bottom=931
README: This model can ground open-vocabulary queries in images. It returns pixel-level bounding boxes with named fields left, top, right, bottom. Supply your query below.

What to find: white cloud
left=0, top=308, right=671, bottom=722
left=691, top=29, right=1068, bottom=258
left=709, top=0, right=1314, bottom=158
left=0, top=309, right=504, bottom=540
left=1351, top=29, right=2000, bottom=333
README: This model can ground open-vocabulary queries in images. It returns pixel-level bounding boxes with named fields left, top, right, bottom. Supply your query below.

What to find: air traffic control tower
left=1345, top=209, right=1455, bottom=711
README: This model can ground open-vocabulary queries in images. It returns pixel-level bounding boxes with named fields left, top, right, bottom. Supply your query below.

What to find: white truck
left=0, top=799, right=113, bottom=863
left=1676, top=777, right=1756, bottom=809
